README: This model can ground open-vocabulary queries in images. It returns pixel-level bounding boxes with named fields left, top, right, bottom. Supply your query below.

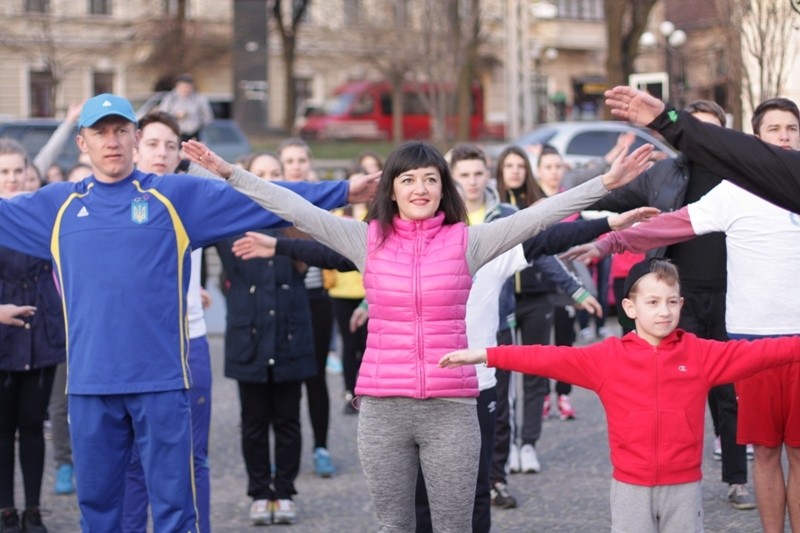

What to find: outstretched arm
left=233, top=233, right=358, bottom=271
left=34, top=101, right=83, bottom=176
left=468, top=144, right=654, bottom=272
left=521, top=207, right=659, bottom=260
left=562, top=207, right=696, bottom=263
left=605, top=85, right=800, bottom=213
left=183, top=140, right=368, bottom=269
left=183, top=140, right=379, bottom=205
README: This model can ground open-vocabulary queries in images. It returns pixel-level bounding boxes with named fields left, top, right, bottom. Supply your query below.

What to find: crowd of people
left=1, top=80, right=800, bottom=533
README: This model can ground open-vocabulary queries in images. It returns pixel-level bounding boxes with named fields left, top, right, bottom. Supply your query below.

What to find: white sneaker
left=597, top=326, right=612, bottom=338
left=578, top=327, right=594, bottom=342
left=508, top=443, right=521, bottom=474
left=519, top=444, right=541, bottom=473
left=273, top=499, right=297, bottom=524
left=249, top=499, right=271, bottom=525
left=713, top=436, right=722, bottom=460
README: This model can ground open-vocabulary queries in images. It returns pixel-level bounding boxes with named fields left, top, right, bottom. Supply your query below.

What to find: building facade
left=0, top=0, right=610, bottom=137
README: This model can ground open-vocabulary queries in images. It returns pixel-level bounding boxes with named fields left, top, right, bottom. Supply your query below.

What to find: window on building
left=30, top=71, right=55, bottom=117
left=93, top=71, right=114, bottom=95
left=89, top=0, right=111, bottom=15
left=25, top=0, right=49, bottom=13
left=344, top=0, right=360, bottom=26
left=553, top=0, right=603, bottom=21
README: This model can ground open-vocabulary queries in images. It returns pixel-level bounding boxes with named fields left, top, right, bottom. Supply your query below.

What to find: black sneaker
left=20, top=508, right=47, bottom=533
left=490, top=482, right=517, bottom=509
left=0, top=509, right=21, bottom=533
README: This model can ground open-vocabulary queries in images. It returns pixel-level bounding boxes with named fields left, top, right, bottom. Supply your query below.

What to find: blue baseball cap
left=78, top=93, right=137, bottom=129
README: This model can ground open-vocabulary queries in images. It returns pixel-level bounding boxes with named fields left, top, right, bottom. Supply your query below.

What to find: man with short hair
left=121, top=111, right=214, bottom=533
left=0, top=93, right=372, bottom=531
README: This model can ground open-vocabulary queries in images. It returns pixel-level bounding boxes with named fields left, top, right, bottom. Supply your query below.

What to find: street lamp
left=640, top=21, right=687, bottom=106
left=532, top=45, right=558, bottom=125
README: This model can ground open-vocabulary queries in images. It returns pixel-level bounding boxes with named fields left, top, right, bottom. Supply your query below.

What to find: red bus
left=298, top=81, right=501, bottom=141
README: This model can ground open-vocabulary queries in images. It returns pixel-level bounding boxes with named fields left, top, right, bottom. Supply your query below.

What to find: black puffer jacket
left=215, top=229, right=315, bottom=384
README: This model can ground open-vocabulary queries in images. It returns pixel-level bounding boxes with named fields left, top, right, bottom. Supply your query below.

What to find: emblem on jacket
left=131, top=198, right=149, bottom=224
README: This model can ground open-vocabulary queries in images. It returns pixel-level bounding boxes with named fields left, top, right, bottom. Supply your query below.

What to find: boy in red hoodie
left=440, top=258, right=800, bottom=532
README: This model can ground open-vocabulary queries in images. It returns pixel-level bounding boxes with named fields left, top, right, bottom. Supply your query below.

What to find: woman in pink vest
left=184, top=140, right=652, bottom=532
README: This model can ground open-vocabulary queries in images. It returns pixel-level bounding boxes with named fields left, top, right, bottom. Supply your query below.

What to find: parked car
left=197, top=119, right=252, bottom=164
left=485, top=121, right=678, bottom=169
left=0, top=118, right=250, bottom=176
left=0, top=118, right=81, bottom=173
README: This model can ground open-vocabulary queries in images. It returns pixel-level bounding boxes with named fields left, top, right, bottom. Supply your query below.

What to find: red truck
left=297, top=81, right=503, bottom=141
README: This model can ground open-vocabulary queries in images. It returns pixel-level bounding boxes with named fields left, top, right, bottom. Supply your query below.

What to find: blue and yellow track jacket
left=0, top=169, right=347, bottom=394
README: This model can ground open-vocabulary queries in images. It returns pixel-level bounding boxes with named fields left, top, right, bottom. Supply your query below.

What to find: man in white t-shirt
left=567, top=98, right=800, bottom=533
left=123, top=111, right=214, bottom=533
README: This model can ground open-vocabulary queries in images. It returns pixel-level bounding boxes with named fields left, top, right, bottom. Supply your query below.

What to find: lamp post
left=532, top=45, right=558, bottom=125
left=640, top=21, right=687, bottom=106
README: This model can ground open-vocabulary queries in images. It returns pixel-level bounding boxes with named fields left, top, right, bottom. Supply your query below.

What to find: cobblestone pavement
left=23, top=333, right=773, bottom=532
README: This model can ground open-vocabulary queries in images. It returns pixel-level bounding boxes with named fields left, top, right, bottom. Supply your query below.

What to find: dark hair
left=175, top=73, right=194, bottom=85
left=449, top=143, right=488, bottom=168
left=139, top=111, right=180, bottom=138
left=684, top=100, right=726, bottom=127
left=751, top=97, right=800, bottom=135
left=536, top=144, right=561, bottom=169
left=494, top=145, right=545, bottom=207
left=364, top=142, right=467, bottom=235
left=0, top=138, right=29, bottom=167
left=277, top=137, right=312, bottom=159
left=626, top=259, right=680, bottom=299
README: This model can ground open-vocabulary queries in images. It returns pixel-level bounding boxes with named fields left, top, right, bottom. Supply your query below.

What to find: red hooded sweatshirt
left=488, top=330, right=800, bottom=486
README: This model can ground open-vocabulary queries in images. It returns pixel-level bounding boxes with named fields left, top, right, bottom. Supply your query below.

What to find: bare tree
left=0, top=12, right=89, bottom=115
left=713, top=0, right=745, bottom=129
left=133, top=0, right=229, bottom=90
left=272, top=0, right=311, bottom=133
left=411, top=0, right=483, bottom=144
left=733, top=0, right=798, bottom=115
left=604, top=0, right=659, bottom=118
left=454, top=0, right=482, bottom=141
left=342, top=0, right=483, bottom=144
left=345, top=2, right=422, bottom=143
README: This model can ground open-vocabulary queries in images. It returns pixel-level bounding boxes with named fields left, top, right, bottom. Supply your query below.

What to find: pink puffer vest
left=355, top=213, right=478, bottom=398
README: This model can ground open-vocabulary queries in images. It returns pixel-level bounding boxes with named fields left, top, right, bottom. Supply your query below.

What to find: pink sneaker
left=557, top=394, right=576, bottom=420
left=542, top=394, right=552, bottom=420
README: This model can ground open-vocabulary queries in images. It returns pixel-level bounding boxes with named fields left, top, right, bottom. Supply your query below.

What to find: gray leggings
left=358, top=396, right=481, bottom=533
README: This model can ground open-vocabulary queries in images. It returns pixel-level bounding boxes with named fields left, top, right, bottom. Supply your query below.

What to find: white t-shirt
left=689, top=181, right=800, bottom=335
left=468, top=244, right=528, bottom=390
left=186, top=248, right=207, bottom=339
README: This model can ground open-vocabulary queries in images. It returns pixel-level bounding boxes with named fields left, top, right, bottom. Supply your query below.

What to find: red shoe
left=557, top=394, right=576, bottom=420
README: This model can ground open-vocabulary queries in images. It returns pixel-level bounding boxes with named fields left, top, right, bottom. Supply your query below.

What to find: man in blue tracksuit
left=0, top=94, right=367, bottom=532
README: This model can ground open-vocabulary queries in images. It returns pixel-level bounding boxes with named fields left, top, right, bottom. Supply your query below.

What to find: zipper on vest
left=414, top=220, right=425, bottom=397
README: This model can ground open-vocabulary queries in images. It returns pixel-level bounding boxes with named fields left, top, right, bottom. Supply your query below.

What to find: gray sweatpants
left=358, top=396, right=481, bottom=533
left=610, top=478, right=704, bottom=533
